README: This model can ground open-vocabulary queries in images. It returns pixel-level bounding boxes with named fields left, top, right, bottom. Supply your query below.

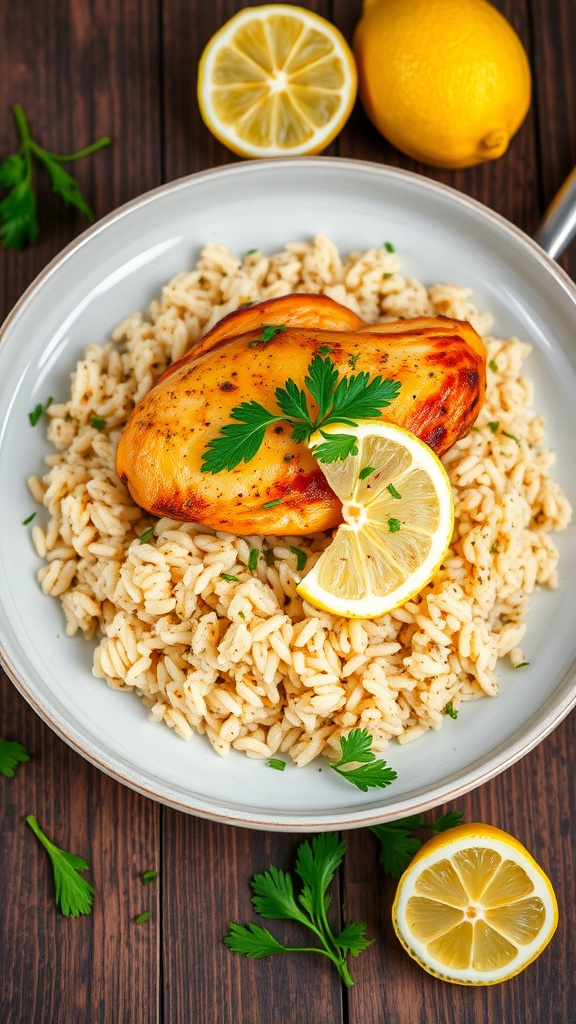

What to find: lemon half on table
left=392, top=823, right=558, bottom=985
left=197, top=4, right=357, bottom=157
left=296, top=422, right=454, bottom=619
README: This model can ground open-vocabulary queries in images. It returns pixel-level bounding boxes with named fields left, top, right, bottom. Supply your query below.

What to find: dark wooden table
left=1, top=2, right=575, bottom=1021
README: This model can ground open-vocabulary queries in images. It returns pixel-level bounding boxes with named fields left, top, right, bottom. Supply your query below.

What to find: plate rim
left=2, top=635, right=576, bottom=832
left=3, top=156, right=576, bottom=350
left=1, top=155, right=575, bottom=831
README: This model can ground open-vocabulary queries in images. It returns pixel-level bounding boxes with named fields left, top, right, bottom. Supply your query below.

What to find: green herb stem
left=225, top=833, right=369, bottom=987
left=317, top=901, right=343, bottom=964
left=12, top=103, right=111, bottom=165
left=12, top=105, right=31, bottom=147
left=1, top=104, right=111, bottom=249
left=202, top=354, right=401, bottom=474
left=25, top=814, right=95, bottom=916
left=32, top=136, right=113, bottom=164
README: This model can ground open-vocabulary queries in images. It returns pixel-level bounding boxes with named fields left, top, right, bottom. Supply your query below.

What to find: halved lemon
left=197, top=5, right=358, bottom=158
left=296, top=421, right=454, bottom=619
left=392, top=823, right=558, bottom=985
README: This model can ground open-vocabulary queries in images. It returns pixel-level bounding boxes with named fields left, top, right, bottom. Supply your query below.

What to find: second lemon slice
left=392, top=823, right=558, bottom=984
left=296, top=422, right=454, bottom=619
left=197, top=5, right=357, bottom=157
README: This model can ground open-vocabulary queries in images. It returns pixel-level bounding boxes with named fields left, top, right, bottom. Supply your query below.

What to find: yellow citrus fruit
left=392, top=823, right=558, bottom=985
left=353, top=0, right=532, bottom=168
left=296, top=421, right=454, bottom=619
left=197, top=5, right=357, bottom=158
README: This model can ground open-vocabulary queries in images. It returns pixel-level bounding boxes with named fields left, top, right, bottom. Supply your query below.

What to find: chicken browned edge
left=116, top=294, right=486, bottom=536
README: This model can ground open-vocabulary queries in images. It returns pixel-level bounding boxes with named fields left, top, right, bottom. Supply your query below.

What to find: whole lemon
left=353, top=0, right=532, bottom=168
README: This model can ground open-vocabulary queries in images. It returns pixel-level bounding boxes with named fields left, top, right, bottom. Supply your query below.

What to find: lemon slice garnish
left=392, top=823, right=558, bottom=985
left=197, top=4, right=357, bottom=158
left=296, top=421, right=454, bottom=619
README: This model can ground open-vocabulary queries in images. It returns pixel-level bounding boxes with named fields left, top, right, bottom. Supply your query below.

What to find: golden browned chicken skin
left=116, top=294, right=486, bottom=535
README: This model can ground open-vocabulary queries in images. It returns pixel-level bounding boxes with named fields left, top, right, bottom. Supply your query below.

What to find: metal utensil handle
left=534, top=166, right=576, bottom=259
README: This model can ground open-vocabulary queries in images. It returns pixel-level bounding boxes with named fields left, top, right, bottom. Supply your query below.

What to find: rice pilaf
left=27, top=235, right=572, bottom=766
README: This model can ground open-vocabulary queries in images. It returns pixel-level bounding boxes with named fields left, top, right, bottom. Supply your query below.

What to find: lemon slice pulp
left=392, top=823, right=558, bottom=985
left=296, top=421, right=454, bottom=619
left=197, top=4, right=357, bottom=158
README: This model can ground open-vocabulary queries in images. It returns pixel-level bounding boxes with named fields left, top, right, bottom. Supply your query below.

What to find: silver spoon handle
left=534, top=166, right=576, bottom=259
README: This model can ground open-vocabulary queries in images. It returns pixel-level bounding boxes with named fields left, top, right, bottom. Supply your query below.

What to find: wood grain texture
left=334, top=0, right=539, bottom=230
left=161, top=814, right=343, bottom=1024
left=0, top=680, right=161, bottom=1024
left=0, top=1, right=164, bottom=1022
left=1, top=0, right=575, bottom=1021
left=160, top=8, right=344, bottom=1021
left=336, top=3, right=576, bottom=1020
left=344, top=717, right=576, bottom=1024
left=529, top=0, right=576, bottom=279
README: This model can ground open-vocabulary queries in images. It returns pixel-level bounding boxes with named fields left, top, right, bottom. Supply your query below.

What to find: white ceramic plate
left=1, top=158, right=575, bottom=831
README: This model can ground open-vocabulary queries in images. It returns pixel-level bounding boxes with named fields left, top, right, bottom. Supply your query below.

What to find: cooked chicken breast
left=116, top=294, right=486, bottom=535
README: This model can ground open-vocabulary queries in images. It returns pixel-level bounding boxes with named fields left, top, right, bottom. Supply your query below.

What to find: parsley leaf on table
left=0, top=104, right=111, bottom=250
left=43, top=160, right=93, bottom=219
left=432, top=810, right=465, bottom=833
left=226, top=922, right=286, bottom=957
left=25, top=815, right=95, bottom=916
left=0, top=738, right=30, bottom=778
left=330, top=728, right=397, bottom=793
left=371, top=809, right=464, bottom=878
left=201, top=353, right=401, bottom=473
left=224, top=832, right=372, bottom=987
left=134, top=911, right=152, bottom=925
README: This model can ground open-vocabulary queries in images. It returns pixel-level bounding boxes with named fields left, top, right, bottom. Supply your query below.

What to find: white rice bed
left=27, top=235, right=572, bottom=765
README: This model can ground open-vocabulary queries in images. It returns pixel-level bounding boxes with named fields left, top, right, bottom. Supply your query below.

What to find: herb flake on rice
left=28, top=235, right=572, bottom=765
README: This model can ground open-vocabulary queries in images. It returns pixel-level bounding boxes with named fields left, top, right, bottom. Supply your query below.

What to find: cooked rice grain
left=28, top=235, right=572, bottom=763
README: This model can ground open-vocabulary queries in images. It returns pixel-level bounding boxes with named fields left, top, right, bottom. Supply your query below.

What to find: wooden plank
left=161, top=0, right=341, bottom=180
left=334, top=1, right=576, bottom=1021
left=335, top=0, right=539, bottom=230
left=162, top=813, right=344, bottom=1024
left=0, top=680, right=162, bottom=1024
left=160, top=3, right=345, bottom=1020
left=157, top=2, right=344, bottom=1015
left=1, top=0, right=573, bottom=1021
left=0, top=0, right=164, bottom=1021
left=0, top=0, right=164, bottom=311
left=529, top=0, right=576, bottom=275
left=345, top=715, right=576, bottom=1024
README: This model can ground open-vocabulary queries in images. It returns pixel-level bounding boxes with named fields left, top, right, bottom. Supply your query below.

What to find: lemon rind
left=392, top=825, right=558, bottom=985
left=297, top=422, right=454, bottom=619
left=197, top=4, right=357, bottom=158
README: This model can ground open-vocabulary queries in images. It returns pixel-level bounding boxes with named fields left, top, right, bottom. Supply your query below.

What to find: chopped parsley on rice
left=27, top=236, right=572, bottom=765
